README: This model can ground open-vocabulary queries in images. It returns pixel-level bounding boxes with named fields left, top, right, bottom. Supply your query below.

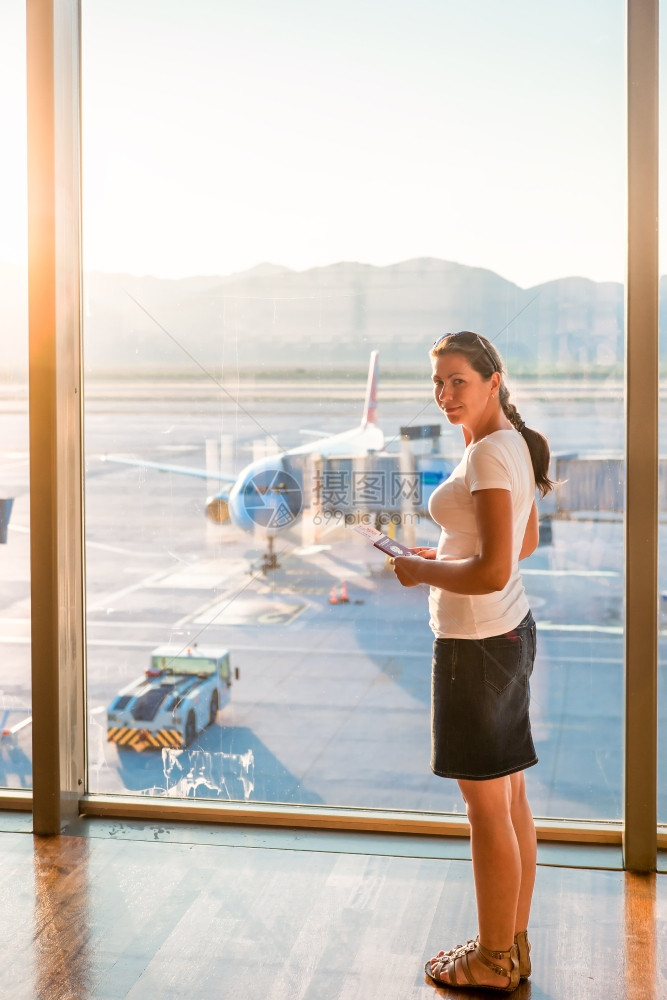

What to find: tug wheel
left=184, top=711, right=196, bottom=747
left=209, top=690, right=219, bottom=726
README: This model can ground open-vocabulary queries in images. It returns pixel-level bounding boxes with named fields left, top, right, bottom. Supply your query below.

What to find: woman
left=392, top=331, right=553, bottom=992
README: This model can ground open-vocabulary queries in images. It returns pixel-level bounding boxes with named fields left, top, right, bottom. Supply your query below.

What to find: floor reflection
left=624, top=872, right=657, bottom=1000
left=33, top=835, right=91, bottom=1000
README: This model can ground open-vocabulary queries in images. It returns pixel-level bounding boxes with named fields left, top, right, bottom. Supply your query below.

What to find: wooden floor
left=0, top=818, right=665, bottom=1000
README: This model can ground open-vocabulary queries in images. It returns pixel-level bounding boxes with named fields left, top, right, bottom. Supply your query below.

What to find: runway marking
left=0, top=640, right=636, bottom=661
left=85, top=540, right=168, bottom=557
left=156, top=573, right=232, bottom=590
left=0, top=636, right=432, bottom=653
left=0, top=615, right=630, bottom=639
left=156, top=559, right=248, bottom=590
left=522, top=569, right=619, bottom=578
left=193, top=596, right=308, bottom=627
left=545, top=656, right=623, bottom=664
left=0, top=615, right=633, bottom=642
left=298, top=551, right=376, bottom=591
left=537, top=623, right=623, bottom=634
left=86, top=568, right=180, bottom=611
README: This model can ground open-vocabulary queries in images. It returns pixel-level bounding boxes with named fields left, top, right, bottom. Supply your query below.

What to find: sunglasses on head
left=432, top=331, right=499, bottom=373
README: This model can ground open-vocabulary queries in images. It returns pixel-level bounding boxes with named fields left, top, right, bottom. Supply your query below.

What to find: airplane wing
left=101, top=455, right=237, bottom=483
left=299, top=429, right=337, bottom=439
left=100, top=351, right=382, bottom=531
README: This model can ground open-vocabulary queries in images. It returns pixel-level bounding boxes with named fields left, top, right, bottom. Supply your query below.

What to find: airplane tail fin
left=362, top=351, right=379, bottom=426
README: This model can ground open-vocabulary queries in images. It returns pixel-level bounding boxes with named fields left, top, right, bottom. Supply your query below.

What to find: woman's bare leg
left=462, top=777, right=520, bottom=951
left=509, top=770, right=536, bottom=934
left=428, top=773, right=534, bottom=988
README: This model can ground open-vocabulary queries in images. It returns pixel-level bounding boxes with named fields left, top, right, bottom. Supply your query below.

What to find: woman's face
left=431, top=351, right=499, bottom=433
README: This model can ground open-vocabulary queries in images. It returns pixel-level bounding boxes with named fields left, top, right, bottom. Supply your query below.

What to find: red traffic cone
left=340, top=581, right=350, bottom=603
left=329, top=585, right=338, bottom=604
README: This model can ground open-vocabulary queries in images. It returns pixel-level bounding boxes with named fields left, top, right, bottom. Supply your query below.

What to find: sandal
left=429, top=932, right=531, bottom=981
left=424, top=939, right=520, bottom=992
left=514, top=930, right=531, bottom=979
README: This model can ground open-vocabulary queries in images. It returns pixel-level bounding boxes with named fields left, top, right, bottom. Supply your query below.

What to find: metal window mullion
left=27, top=0, right=85, bottom=835
left=624, top=0, right=659, bottom=872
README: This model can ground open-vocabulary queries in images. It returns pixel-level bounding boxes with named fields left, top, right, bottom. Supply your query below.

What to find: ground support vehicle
left=106, top=645, right=233, bottom=752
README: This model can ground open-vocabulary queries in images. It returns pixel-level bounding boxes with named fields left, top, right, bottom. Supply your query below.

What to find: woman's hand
left=410, top=546, right=437, bottom=559
left=391, top=554, right=425, bottom=587
left=398, top=490, right=514, bottom=595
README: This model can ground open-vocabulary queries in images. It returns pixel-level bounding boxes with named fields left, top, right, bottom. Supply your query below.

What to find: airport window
left=78, top=0, right=629, bottom=825
left=0, top=2, right=31, bottom=794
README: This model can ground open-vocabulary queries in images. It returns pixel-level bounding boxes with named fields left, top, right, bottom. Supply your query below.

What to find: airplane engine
left=205, top=495, right=230, bottom=524
left=228, top=457, right=303, bottom=532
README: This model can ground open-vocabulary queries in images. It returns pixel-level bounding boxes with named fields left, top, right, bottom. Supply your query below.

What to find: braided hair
left=431, top=331, right=554, bottom=497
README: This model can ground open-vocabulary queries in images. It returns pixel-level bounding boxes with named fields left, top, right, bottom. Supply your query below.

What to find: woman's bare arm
left=519, top=500, right=539, bottom=561
left=392, top=488, right=513, bottom=592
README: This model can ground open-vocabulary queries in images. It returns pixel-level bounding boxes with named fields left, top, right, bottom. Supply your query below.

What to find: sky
left=0, top=0, right=643, bottom=289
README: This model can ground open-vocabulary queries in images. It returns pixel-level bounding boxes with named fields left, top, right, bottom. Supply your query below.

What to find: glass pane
left=0, top=2, right=31, bottom=791
left=82, top=1, right=625, bottom=820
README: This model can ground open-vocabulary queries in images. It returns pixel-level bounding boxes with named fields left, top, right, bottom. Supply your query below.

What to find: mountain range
left=0, top=257, right=640, bottom=374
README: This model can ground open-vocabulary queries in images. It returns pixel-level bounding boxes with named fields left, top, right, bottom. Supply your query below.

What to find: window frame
left=20, top=0, right=661, bottom=870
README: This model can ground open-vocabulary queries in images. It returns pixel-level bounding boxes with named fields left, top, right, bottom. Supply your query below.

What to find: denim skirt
left=431, top=610, right=538, bottom=781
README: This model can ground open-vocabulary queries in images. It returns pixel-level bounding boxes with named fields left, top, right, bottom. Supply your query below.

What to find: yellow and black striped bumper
left=107, top=727, right=183, bottom=751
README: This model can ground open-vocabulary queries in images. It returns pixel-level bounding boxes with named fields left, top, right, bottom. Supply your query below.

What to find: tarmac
left=1, top=384, right=663, bottom=822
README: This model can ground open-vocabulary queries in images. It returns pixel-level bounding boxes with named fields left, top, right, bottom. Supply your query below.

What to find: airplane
left=103, top=351, right=385, bottom=545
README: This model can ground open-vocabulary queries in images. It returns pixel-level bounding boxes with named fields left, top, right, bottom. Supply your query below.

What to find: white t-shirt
left=428, top=429, right=535, bottom=640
